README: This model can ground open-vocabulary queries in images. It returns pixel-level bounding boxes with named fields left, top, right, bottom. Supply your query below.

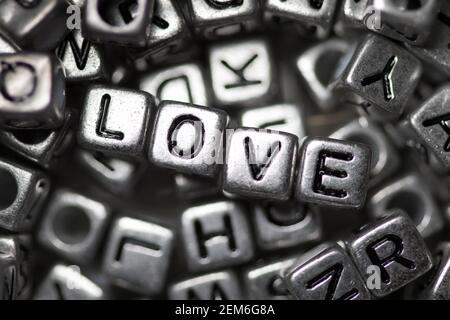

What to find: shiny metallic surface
left=76, top=150, right=144, bottom=195
left=0, top=110, right=73, bottom=168
left=413, top=242, right=450, bottom=300
left=406, top=3, right=450, bottom=76
left=368, top=173, right=444, bottom=239
left=410, top=86, right=450, bottom=169
left=38, top=189, right=111, bottom=264
left=56, top=30, right=105, bottom=82
left=223, top=128, right=298, bottom=200
left=129, top=0, right=190, bottom=63
left=0, top=236, right=28, bottom=300
left=0, top=35, right=18, bottom=54
left=0, top=0, right=68, bottom=50
left=102, top=217, right=174, bottom=295
left=34, top=264, right=103, bottom=300
left=149, top=101, right=228, bottom=177
left=245, top=257, right=296, bottom=300
left=332, top=34, right=422, bottom=119
left=82, top=0, right=155, bottom=46
left=78, top=85, right=154, bottom=160
left=140, top=63, right=209, bottom=106
left=0, top=158, right=49, bottom=232
left=296, top=39, right=350, bottom=111
left=208, top=38, right=276, bottom=107
left=330, top=116, right=400, bottom=187
left=239, top=104, right=305, bottom=139
left=0, top=53, right=66, bottom=129
left=181, top=201, right=254, bottom=272
left=253, top=201, right=321, bottom=250
left=265, top=0, right=339, bottom=39
left=282, top=242, right=371, bottom=300
left=1, top=0, right=449, bottom=302
left=346, top=211, right=433, bottom=297
left=186, top=0, right=260, bottom=39
left=296, top=137, right=371, bottom=209
left=371, top=0, right=442, bottom=45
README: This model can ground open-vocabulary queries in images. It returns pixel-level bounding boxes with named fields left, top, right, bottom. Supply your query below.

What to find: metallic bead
left=140, top=62, right=209, bottom=106
left=208, top=38, right=276, bottom=107
left=128, top=0, right=190, bottom=63
left=253, top=201, right=321, bottom=250
left=334, top=0, right=372, bottom=36
left=0, top=110, right=74, bottom=168
left=0, top=236, right=29, bottom=300
left=0, top=35, right=18, bottom=54
left=295, top=137, right=371, bottom=209
left=370, top=0, right=442, bottom=45
left=38, top=189, right=111, bottom=264
left=413, top=242, right=450, bottom=300
left=345, top=211, right=433, bottom=297
left=0, top=158, right=49, bottom=232
left=368, top=173, right=444, bottom=239
left=78, top=85, right=155, bottom=160
left=148, top=101, right=228, bottom=178
left=244, top=257, right=296, bottom=300
left=34, top=264, right=103, bottom=300
left=0, top=53, right=66, bottom=129
left=169, top=270, right=242, bottom=300
left=296, top=39, right=350, bottom=111
left=223, top=128, right=298, bottom=201
left=102, top=217, right=174, bottom=295
left=282, top=242, right=371, bottom=300
left=82, top=0, right=155, bottom=47
left=265, top=0, right=338, bottom=39
left=330, top=116, right=400, bottom=187
left=56, top=30, right=105, bottom=82
left=406, top=3, right=450, bottom=77
left=239, top=104, right=305, bottom=140
left=181, top=201, right=254, bottom=272
left=409, top=85, right=450, bottom=169
left=186, top=0, right=260, bottom=39
left=0, top=0, right=68, bottom=50
left=332, top=34, right=422, bottom=119
left=76, top=150, right=144, bottom=195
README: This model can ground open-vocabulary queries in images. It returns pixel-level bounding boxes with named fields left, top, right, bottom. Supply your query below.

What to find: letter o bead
left=295, top=137, right=371, bottom=209
left=148, top=101, right=228, bottom=177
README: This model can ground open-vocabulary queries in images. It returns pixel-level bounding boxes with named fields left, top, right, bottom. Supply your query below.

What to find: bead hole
left=0, top=168, right=17, bottom=210
left=53, top=206, right=91, bottom=245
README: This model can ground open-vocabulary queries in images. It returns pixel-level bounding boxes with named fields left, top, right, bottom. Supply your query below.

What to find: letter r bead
left=296, top=137, right=371, bottom=209
left=345, top=211, right=433, bottom=297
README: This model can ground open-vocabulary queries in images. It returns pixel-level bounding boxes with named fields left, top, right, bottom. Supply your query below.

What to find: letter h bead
left=181, top=201, right=254, bottom=272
